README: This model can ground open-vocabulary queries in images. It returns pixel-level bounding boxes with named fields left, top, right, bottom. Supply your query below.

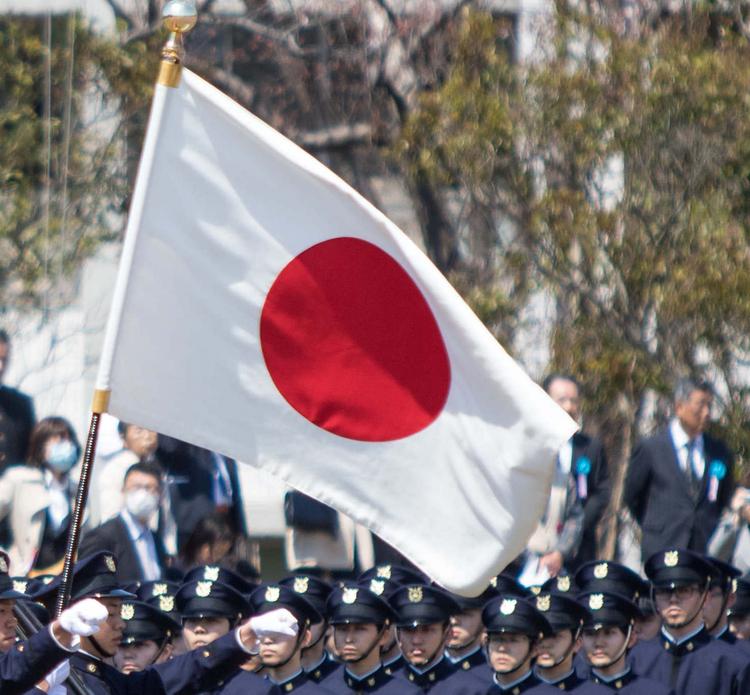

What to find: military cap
left=449, top=584, right=499, bottom=612
left=390, top=584, right=460, bottom=627
left=635, top=595, right=657, bottom=617
left=728, top=576, right=750, bottom=617
left=704, top=556, right=741, bottom=593
left=0, top=550, right=9, bottom=574
left=482, top=595, right=551, bottom=638
left=183, top=565, right=257, bottom=595
left=0, top=566, right=30, bottom=600
left=137, top=581, right=181, bottom=622
left=66, top=552, right=135, bottom=601
left=8, top=577, right=51, bottom=624
left=575, top=561, right=648, bottom=601
left=120, top=600, right=180, bottom=644
left=327, top=584, right=397, bottom=625
left=175, top=580, right=249, bottom=621
left=540, top=573, right=578, bottom=596
left=531, top=592, right=589, bottom=633
left=489, top=573, right=532, bottom=598
left=578, top=592, right=639, bottom=629
left=279, top=574, right=332, bottom=619
left=248, top=583, right=321, bottom=625
left=359, top=564, right=427, bottom=586
left=644, top=548, right=714, bottom=589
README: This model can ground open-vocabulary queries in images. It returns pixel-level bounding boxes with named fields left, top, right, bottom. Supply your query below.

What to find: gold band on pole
left=158, top=1, right=198, bottom=88
left=91, top=388, right=111, bottom=414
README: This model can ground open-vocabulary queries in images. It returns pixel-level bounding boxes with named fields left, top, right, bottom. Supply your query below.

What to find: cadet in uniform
left=728, top=575, right=750, bottom=641
left=481, top=594, right=558, bottom=694
left=445, top=586, right=497, bottom=681
left=242, top=583, right=337, bottom=694
left=703, top=556, right=746, bottom=650
left=61, top=551, right=261, bottom=695
left=577, top=592, right=672, bottom=694
left=531, top=593, right=605, bottom=692
left=325, top=582, right=420, bottom=693
left=279, top=574, right=339, bottom=685
left=629, top=548, right=747, bottom=694
left=114, top=600, right=180, bottom=672
left=390, top=584, right=485, bottom=693
left=0, top=553, right=104, bottom=695
left=136, top=581, right=183, bottom=654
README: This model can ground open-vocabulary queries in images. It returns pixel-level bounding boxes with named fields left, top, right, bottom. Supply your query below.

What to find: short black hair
left=542, top=373, right=580, bottom=394
left=674, top=378, right=713, bottom=404
left=124, top=461, right=163, bottom=486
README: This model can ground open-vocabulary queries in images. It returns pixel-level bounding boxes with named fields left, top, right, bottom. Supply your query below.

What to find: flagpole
left=54, top=0, right=198, bottom=616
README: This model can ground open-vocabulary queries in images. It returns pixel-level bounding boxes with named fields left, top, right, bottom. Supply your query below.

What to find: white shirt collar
left=120, top=507, right=147, bottom=540
left=670, top=418, right=703, bottom=450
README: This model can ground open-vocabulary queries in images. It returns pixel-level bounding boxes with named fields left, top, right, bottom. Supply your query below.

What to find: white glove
left=250, top=608, right=299, bottom=639
left=42, top=660, right=70, bottom=690
left=59, top=598, right=108, bottom=637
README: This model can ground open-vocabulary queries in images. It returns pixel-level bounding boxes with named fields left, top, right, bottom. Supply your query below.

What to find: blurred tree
left=398, top=4, right=750, bottom=555
left=0, top=14, right=156, bottom=314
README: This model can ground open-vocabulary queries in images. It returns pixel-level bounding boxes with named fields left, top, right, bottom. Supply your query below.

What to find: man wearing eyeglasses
left=629, top=548, right=749, bottom=694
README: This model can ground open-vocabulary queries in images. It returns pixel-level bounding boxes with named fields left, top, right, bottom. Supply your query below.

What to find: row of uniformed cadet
left=2, top=548, right=750, bottom=695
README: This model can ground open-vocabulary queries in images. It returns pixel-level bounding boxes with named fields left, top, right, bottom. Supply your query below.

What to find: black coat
left=78, top=515, right=169, bottom=583
left=623, top=428, right=734, bottom=561
left=0, top=385, right=35, bottom=472
left=571, top=432, right=610, bottom=567
left=2, top=624, right=71, bottom=695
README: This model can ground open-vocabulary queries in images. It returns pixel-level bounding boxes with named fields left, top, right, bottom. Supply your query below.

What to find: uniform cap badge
left=370, top=579, right=385, bottom=596
left=557, top=576, right=571, bottom=592
left=589, top=594, right=604, bottom=611
left=12, top=580, right=27, bottom=594
left=153, top=583, right=168, bottom=596
left=664, top=551, right=679, bottom=567
left=594, top=563, right=609, bottom=579
left=104, top=555, right=117, bottom=573
left=342, top=588, right=358, bottom=604
left=121, top=604, right=135, bottom=620
left=204, top=566, right=220, bottom=581
left=265, top=586, right=281, bottom=602
left=536, top=595, right=551, bottom=612
left=293, top=576, right=309, bottom=594
left=500, top=599, right=517, bottom=615
left=196, top=581, right=212, bottom=598
left=408, top=586, right=423, bottom=603
left=377, top=565, right=392, bottom=580
left=159, top=595, right=175, bottom=612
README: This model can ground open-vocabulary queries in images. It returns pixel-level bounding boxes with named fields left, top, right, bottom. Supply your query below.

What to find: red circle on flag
left=260, top=237, right=451, bottom=442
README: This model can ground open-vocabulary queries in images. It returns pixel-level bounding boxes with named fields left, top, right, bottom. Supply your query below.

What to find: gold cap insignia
left=589, top=594, right=604, bottom=611
left=41, top=576, right=54, bottom=585
left=732, top=578, right=738, bottom=593
left=594, top=563, right=608, bottom=579
left=408, top=586, right=423, bottom=603
left=196, top=581, right=212, bottom=598
left=159, top=595, right=175, bottom=612
left=377, top=565, right=392, bottom=580
left=664, top=551, right=679, bottom=567
left=265, top=586, right=281, bottom=602
left=121, top=604, right=135, bottom=621
left=0, top=557, right=7, bottom=573
left=536, top=595, right=551, bottom=612
left=152, top=583, right=168, bottom=597
left=293, top=576, right=309, bottom=594
left=557, top=576, right=571, bottom=592
left=367, top=678, right=376, bottom=687
left=370, top=579, right=385, bottom=596
left=204, top=566, right=220, bottom=582
left=342, top=588, right=359, bottom=604
left=489, top=577, right=498, bottom=588
left=500, top=599, right=517, bottom=615
left=530, top=586, right=541, bottom=595
left=13, top=580, right=27, bottom=594
left=104, top=555, right=116, bottom=573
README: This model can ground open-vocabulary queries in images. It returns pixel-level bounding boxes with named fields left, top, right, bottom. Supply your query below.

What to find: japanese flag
left=96, top=69, right=576, bottom=594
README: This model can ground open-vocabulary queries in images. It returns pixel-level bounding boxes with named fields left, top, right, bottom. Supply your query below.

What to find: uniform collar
left=446, top=643, right=485, bottom=670
left=405, top=655, right=453, bottom=686
left=491, top=668, right=538, bottom=693
left=345, top=663, right=394, bottom=691
left=305, top=654, right=339, bottom=682
left=269, top=669, right=307, bottom=692
left=535, top=666, right=577, bottom=688
left=591, top=667, right=636, bottom=689
left=382, top=653, right=403, bottom=675
left=661, top=624, right=711, bottom=656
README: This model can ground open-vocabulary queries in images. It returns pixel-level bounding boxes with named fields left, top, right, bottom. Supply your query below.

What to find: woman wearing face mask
left=78, top=461, right=170, bottom=583
left=0, top=416, right=81, bottom=575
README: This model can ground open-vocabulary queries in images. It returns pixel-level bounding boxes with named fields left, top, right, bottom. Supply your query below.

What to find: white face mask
left=124, top=488, right=160, bottom=522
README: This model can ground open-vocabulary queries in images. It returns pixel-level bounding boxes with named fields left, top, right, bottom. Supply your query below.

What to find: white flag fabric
left=97, top=69, right=576, bottom=594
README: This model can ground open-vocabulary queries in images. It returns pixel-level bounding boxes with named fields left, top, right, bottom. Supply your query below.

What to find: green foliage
left=398, top=7, right=750, bottom=479
left=0, top=15, right=155, bottom=312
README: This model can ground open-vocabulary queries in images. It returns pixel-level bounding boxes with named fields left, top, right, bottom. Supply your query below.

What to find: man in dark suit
left=624, top=378, right=735, bottom=562
left=0, top=329, right=35, bottom=472
left=543, top=374, right=610, bottom=568
left=80, top=462, right=169, bottom=583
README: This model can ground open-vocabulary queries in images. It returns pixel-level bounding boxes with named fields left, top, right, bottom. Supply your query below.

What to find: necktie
left=685, top=440, right=701, bottom=499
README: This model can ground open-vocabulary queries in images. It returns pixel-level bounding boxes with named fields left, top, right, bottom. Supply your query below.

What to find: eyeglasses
left=653, top=585, right=700, bottom=601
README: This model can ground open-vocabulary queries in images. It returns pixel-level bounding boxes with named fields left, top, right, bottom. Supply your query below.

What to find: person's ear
left=627, top=628, right=638, bottom=649
left=301, top=627, right=313, bottom=649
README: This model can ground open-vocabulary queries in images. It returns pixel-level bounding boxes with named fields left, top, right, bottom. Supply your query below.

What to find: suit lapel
left=663, top=430, right=695, bottom=500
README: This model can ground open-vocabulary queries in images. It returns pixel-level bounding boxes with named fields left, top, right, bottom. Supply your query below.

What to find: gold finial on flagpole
left=158, top=0, right=198, bottom=88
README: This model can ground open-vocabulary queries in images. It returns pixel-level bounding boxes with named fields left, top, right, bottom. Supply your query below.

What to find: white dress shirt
left=119, top=508, right=162, bottom=581
left=670, top=418, right=705, bottom=480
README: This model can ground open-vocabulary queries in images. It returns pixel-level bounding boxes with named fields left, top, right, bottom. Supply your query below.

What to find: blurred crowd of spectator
left=2, top=327, right=750, bottom=585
